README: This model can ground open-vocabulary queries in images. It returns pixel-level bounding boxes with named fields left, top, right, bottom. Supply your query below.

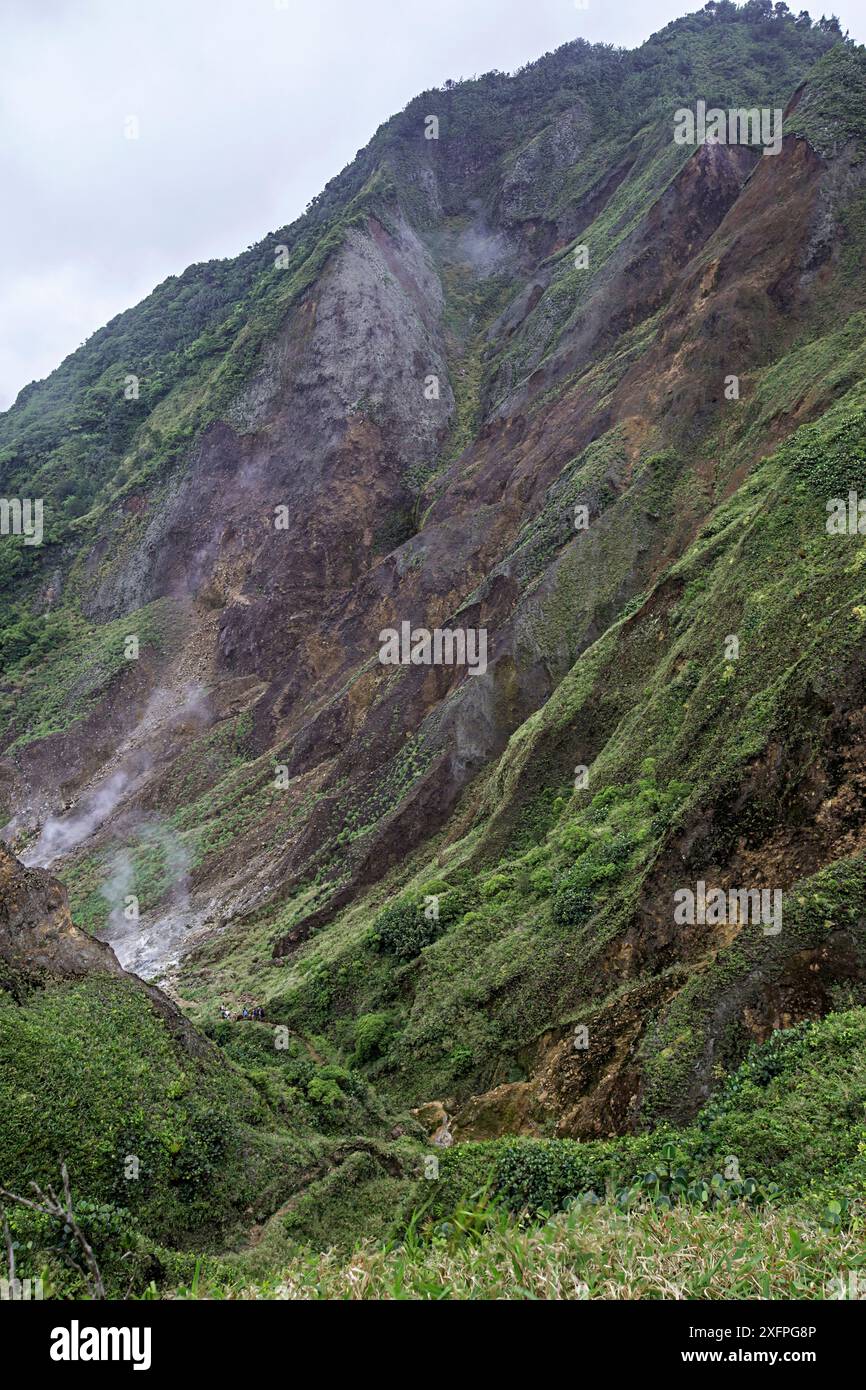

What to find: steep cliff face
left=2, top=9, right=866, bottom=1164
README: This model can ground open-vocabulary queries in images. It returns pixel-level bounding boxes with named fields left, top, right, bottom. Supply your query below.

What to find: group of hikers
left=219, top=1005, right=265, bottom=1021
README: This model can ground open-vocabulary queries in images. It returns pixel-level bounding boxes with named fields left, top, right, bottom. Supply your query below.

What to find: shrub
left=374, top=900, right=440, bottom=958
left=551, top=835, right=634, bottom=926
left=353, top=1013, right=393, bottom=1064
left=373, top=885, right=467, bottom=959
left=307, top=1076, right=345, bottom=1109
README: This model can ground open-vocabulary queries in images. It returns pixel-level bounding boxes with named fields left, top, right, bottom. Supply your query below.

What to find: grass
left=175, top=1198, right=866, bottom=1300
left=0, top=599, right=179, bottom=750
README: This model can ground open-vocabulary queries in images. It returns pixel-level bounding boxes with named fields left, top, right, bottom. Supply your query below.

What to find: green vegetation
left=787, top=41, right=866, bottom=155
left=430, top=1009, right=866, bottom=1220
left=4, top=997, right=863, bottom=1299
left=0, top=977, right=280, bottom=1256
left=0, top=973, right=425, bottom=1296
left=779, top=387, right=866, bottom=495
left=0, top=600, right=179, bottom=749
left=373, top=883, right=467, bottom=959
left=187, top=1198, right=865, bottom=1300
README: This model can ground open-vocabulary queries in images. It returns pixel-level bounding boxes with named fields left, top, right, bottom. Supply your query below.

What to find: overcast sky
left=1, top=0, right=863, bottom=412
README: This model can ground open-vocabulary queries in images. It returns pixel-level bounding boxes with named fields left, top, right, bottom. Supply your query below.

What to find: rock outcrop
left=0, top=843, right=210, bottom=1057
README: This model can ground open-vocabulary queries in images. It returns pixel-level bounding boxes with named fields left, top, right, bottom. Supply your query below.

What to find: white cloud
left=0, top=0, right=862, bottom=411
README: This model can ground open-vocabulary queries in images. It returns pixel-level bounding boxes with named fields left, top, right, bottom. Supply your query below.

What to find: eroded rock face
left=0, top=844, right=210, bottom=1057
left=89, top=211, right=455, bottom=632
left=0, top=842, right=123, bottom=983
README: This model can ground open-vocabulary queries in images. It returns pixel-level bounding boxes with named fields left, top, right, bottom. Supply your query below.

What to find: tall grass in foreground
left=168, top=1197, right=866, bottom=1300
